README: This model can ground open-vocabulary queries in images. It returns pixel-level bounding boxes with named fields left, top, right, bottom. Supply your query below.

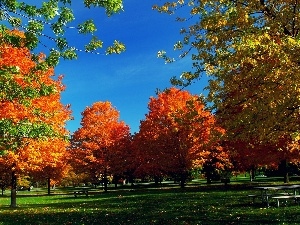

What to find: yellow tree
left=134, top=88, right=227, bottom=187
left=154, top=1, right=300, bottom=165
left=70, top=101, right=131, bottom=192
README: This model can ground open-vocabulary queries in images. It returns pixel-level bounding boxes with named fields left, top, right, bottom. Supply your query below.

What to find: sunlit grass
left=1, top=178, right=300, bottom=224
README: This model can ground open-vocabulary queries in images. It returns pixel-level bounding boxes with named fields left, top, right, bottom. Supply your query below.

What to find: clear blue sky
left=51, top=0, right=208, bottom=134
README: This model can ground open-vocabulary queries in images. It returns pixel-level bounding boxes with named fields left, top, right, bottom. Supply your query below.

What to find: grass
left=1, top=177, right=300, bottom=224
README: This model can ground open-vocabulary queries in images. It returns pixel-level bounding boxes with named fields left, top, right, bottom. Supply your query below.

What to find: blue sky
left=52, top=0, right=208, bottom=134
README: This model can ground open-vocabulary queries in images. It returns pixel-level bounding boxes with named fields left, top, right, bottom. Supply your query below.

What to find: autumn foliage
left=154, top=1, right=300, bottom=176
left=133, top=87, right=228, bottom=187
left=0, top=30, right=71, bottom=206
left=70, top=101, right=131, bottom=191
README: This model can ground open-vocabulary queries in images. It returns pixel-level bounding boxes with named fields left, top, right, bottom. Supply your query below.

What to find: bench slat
left=272, top=195, right=300, bottom=207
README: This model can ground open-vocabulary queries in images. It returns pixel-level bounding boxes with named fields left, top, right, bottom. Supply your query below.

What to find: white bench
left=272, top=195, right=300, bottom=207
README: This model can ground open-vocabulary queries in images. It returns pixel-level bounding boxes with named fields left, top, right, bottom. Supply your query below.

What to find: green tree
left=0, top=0, right=125, bottom=67
left=154, top=1, right=300, bottom=155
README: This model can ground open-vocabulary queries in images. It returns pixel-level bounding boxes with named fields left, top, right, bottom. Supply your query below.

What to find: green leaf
left=0, top=119, right=60, bottom=151
left=78, top=20, right=97, bottom=34
left=59, top=7, right=75, bottom=23
left=24, top=32, right=39, bottom=50
left=106, top=40, right=125, bottom=54
left=85, top=36, right=103, bottom=52
left=19, top=3, right=38, bottom=17
left=84, top=0, right=123, bottom=16
left=39, top=0, right=60, bottom=21
left=45, top=49, right=60, bottom=67
left=51, top=21, right=64, bottom=35
left=61, top=48, right=77, bottom=60
left=8, top=17, right=22, bottom=27
left=56, top=37, right=68, bottom=51
left=27, top=20, right=44, bottom=34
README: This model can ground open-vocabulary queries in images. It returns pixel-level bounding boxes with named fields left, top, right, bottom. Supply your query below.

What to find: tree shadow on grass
left=2, top=184, right=300, bottom=225
left=0, top=195, right=207, bottom=225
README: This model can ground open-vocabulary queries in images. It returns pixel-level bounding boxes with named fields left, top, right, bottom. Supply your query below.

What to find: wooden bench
left=74, top=190, right=88, bottom=197
left=248, top=193, right=273, bottom=206
left=272, top=195, right=300, bottom=207
left=247, top=194, right=258, bottom=204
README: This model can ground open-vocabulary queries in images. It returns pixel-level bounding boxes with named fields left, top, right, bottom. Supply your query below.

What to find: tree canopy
left=0, top=29, right=71, bottom=206
left=0, top=0, right=125, bottom=67
left=154, top=1, right=300, bottom=148
left=70, top=101, right=131, bottom=191
left=133, top=87, right=226, bottom=187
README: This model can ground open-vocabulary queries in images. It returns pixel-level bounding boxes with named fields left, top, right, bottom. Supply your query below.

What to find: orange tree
left=22, top=74, right=71, bottom=194
left=70, top=101, right=131, bottom=191
left=0, top=30, right=71, bottom=207
left=133, top=87, right=228, bottom=187
left=22, top=138, right=70, bottom=195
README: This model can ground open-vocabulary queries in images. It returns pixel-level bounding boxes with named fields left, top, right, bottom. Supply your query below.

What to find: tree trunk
left=10, top=170, right=17, bottom=208
left=113, top=174, right=120, bottom=188
left=113, top=175, right=118, bottom=188
left=206, top=172, right=212, bottom=184
left=154, top=176, right=160, bottom=185
left=128, top=173, right=134, bottom=184
left=47, top=178, right=51, bottom=195
left=282, top=159, right=289, bottom=183
left=250, top=167, right=255, bottom=182
left=284, top=172, right=289, bottom=183
left=103, top=168, right=108, bottom=192
left=180, top=172, right=187, bottom=188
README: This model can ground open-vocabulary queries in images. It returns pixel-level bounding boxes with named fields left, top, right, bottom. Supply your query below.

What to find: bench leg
left=248, top=195, right=256, bottom=204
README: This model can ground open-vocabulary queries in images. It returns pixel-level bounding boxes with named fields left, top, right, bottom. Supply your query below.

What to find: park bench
left=247, top=194, right=258, bottom=204
left=247, top=193, right=273, bottom=206
left=272, top=195, right=300, bottom=207
left=74, top=190, right=88, bottom=197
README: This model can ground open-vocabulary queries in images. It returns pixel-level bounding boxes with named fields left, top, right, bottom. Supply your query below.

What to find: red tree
left=133, top=88, right=228, bottom=187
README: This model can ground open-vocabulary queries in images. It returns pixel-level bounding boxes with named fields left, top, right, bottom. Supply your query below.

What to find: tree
left=0, top=0, right=125, bottom=67
left=154, top=1, right=300, bottom=164
left=23, top=138, right=70, bottom=195
left=70, top=101, right=131, bottom=192
left=0, top=29, right=71, bottom=207
left=21, top=74, right=71, bottom=194
left=134, top=87, right=226, bottom=187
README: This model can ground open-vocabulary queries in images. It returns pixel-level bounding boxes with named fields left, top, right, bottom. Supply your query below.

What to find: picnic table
left=74, top=189, right=89, bottom=197
left=253, top=185, right=300, bottom=207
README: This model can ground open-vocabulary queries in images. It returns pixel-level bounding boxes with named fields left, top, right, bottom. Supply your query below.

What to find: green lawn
left=1, top=178, right=300, bottom=225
